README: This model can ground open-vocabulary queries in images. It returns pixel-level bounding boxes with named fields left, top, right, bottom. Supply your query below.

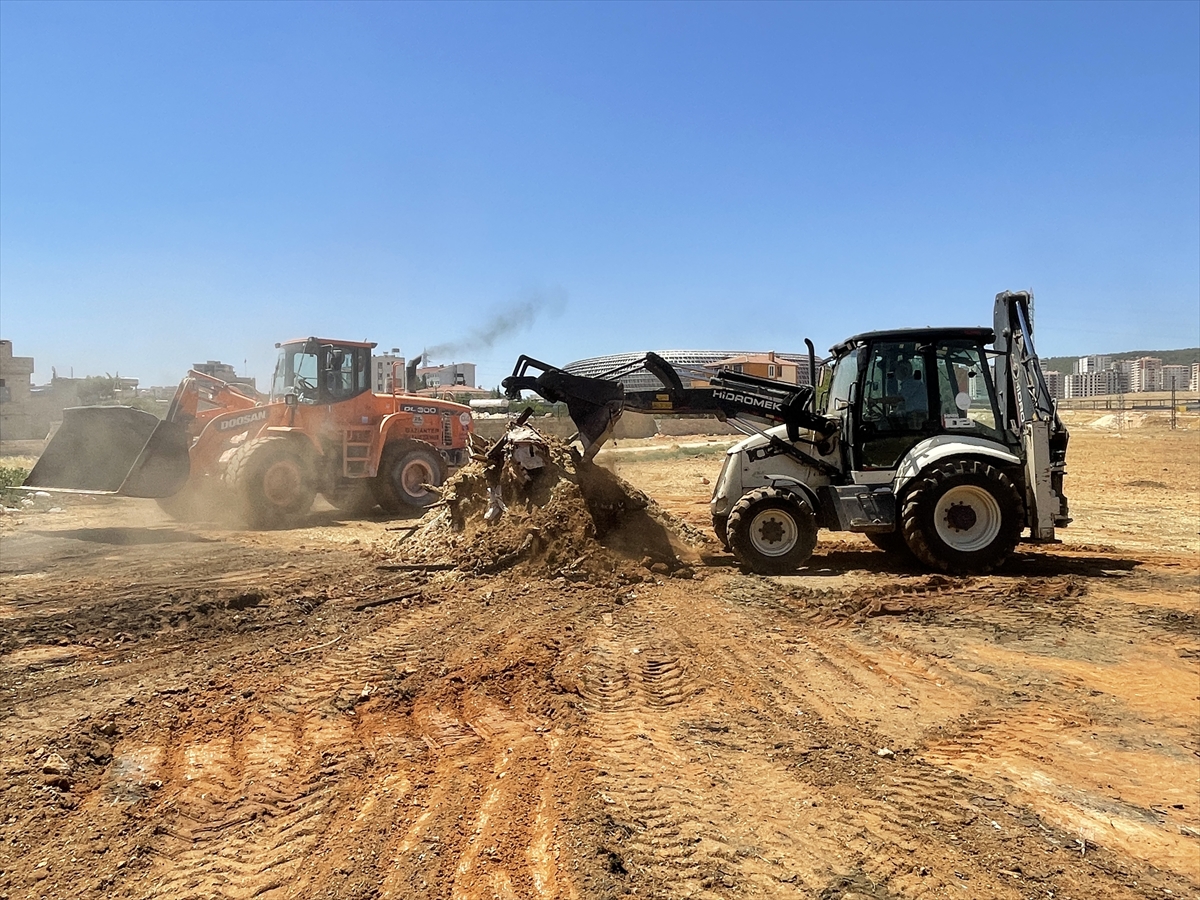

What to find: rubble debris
left=378, top=424, right=705, bottom=579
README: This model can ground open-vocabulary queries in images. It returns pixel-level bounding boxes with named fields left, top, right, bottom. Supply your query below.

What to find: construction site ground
left=1, top=411, right=1197, bottom=900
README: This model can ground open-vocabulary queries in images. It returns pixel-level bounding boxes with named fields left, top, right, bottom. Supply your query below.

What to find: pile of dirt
left=378, top=431, right=706, bottom=580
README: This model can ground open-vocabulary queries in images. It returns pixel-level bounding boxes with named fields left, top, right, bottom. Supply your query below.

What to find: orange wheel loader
left=23, top=338, right=474, bottom=528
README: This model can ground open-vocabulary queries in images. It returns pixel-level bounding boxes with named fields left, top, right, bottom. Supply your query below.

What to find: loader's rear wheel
left=324, top=480, right=378, bottom=516
left=373, top=440, right=447, bottom=512
left=900, top=459, right=1023, bottom=574
left=727, top=487, right=817, bottom=575
left=224, top=436, right=316, bottom=529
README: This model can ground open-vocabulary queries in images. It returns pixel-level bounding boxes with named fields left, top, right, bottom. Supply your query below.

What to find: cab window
left=934, top=341, right=1001, bottom=439
left=823, top=348, right=860, bottom=415
left=270, top=347, right=320, bottom=403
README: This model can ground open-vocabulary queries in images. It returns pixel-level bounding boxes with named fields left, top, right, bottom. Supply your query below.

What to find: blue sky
left=2, top=1, right=1197, bottom=389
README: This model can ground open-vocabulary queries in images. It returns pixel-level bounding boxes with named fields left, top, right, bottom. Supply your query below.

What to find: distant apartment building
left=192, top=360, right=257, bottom=393
left=417, top=362, right=476, bottom=390
left=1127, top=357, right=1163, bottom=393
left=1161, top=364, right=1189, bottom=392
left=1065, top=369, right=1123, bottom=399
left=1191, top=362, right=1200, bottom=392
left=371, top=350, right=404, bottom=392
left=1040, top=368, right=1065, bottom=400
left=0, top=339, right=36, bottom=440
left=1073, top=355, right=1111, bottom=375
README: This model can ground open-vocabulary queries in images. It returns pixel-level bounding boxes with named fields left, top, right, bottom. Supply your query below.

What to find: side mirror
left=284, top=391, right=298, bottom=408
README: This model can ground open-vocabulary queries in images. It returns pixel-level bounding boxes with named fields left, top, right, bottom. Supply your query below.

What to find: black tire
left=223, top=436, right=317, bottom=529
left=865, top=531, right=913, bottom=557
left=727, top=487, right=818, bottom=575
left=156, top=481, right=204, bottom=522
left=373, top=440, right=447, bottom=512
left=900, top=459, right=1024, bottom=575
left=324, top=480, right=378, bottom=516
left=712, top=514, right=730, bottom=550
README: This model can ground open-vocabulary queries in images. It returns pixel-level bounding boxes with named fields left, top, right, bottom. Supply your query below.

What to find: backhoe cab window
left=822, top=348, right=860, bottom=415
left=271, top=347, right=320, bottom=403
left=935, top=340, right=1001, bottom=439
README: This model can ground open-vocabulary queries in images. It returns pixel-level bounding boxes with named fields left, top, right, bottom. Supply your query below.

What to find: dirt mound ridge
left=379, top=433, right=706, bottom=579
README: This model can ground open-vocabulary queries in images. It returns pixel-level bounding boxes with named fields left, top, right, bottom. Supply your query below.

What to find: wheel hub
left=933, top=484, right=1003, bottom=553
left=758, top=518, right=786, bottom=545
left=748, top=508, right=798, bottom=557
left=944, top=502, right=977, bottom=532
left=262, top=461, right=302, bottom=506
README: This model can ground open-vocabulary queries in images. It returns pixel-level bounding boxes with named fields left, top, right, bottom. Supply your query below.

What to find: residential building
left=416, top=362, right=477, bottom=390
left=1065, top=369, right=1123, bottom=399
left=1161, top=364, right=1189, bottom=392
left=0, top=339, right=35, bottom=440
left=372, top=350, right=404, bottom=392
left=709, top=351, right=805, bottom=385
left=192, top=360, right=256, bottom=393
left=1127, top=357, right=1163, bottom=393
left=1041, top=369, right=1065, bottom=400
left=1074, top=355, right=1112, bottom=375
left=1191, top=362, right=1200, bottom=392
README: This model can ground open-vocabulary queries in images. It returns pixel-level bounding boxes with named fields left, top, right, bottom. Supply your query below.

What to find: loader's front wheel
left=373, top=440, right=447, bottom=512
left=900, top=459, right=1023, bottom=574
left=727, top=487, right=817, bottom=575
left=325, top=480, right=378, bottom=516
left=224, top=436, right=317, bottom=529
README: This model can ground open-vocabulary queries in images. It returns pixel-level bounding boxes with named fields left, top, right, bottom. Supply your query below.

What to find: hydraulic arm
left=502, top=352, right=836, bottom=459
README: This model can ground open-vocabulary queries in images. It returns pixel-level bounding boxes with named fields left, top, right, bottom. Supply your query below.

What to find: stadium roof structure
left=563, top=350, right=815, bottom=391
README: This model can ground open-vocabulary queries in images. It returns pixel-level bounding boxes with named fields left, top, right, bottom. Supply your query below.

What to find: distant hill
left=1038, top=348, right=1199, bottom=374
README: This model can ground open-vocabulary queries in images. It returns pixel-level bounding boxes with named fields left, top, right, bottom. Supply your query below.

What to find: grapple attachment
left=502, top=356, right=626, bottom=460
left=23, top=406, right=191, bottom=498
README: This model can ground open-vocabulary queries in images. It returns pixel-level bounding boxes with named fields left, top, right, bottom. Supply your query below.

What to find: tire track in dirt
left=137, top=607, right=441, bottom=899
left=579, top=624, right=715, bottom=895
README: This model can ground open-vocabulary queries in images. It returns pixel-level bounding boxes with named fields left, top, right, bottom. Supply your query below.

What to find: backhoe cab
left=504, top=290, right=1069, bottom=575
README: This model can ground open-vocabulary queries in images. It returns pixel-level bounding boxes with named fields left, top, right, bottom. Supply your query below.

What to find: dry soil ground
left=0, top=412, right=1197, bottom=900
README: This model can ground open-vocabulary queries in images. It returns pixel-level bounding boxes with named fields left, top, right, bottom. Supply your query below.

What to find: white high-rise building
left=1074, top=355, right=1112, bottom=375
left=1128, top=357, right=1163, bottom=393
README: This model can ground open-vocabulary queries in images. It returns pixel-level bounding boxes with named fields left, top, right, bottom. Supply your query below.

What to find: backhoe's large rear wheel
left=727, top=487, right=817, bottom=575
left=900, top=459, right=1023, bottom=574
left=223, top=436, right=317, bottom=529
left=373, top=440, right=447, bottom=512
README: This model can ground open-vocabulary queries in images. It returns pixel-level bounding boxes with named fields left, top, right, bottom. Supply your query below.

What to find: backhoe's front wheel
left=712, top=514, right=730, bottom=550
left=373, top=440, right=447, bottom=512
left=865, top=530, right=913, bottom=558
left=224, top=436, right=317, bottom=528
left=900, top=459, right=1023, bottom=574
left=727, top=487, right=817, bottom=575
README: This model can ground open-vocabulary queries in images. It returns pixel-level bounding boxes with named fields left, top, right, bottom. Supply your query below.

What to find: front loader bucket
left=24, top=406, right=191, bottom=498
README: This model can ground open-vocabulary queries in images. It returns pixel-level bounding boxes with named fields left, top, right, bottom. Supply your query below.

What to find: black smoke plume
left=424, top=287, right=566, bottom=360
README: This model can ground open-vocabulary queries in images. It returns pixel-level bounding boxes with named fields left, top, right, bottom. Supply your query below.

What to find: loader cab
left=271, top=338, right=375, bottom=405
left=822, top=328, right=1010, bottom=472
